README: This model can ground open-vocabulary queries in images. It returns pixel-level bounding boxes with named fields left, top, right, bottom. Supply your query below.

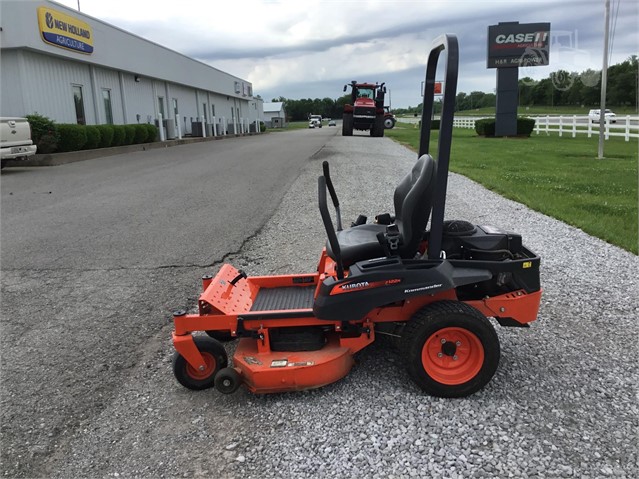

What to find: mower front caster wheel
left=215, top=367, right=242, bottom=394
left=400, top=301, right=500, bottom=398
left=172, top=336, right=228, bottom=390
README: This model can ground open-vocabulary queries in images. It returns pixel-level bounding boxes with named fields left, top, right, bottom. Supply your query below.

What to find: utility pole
left=598, top=0, right=610, bottom=159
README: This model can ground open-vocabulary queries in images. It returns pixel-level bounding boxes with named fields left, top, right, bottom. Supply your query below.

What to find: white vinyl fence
left=448, top=115, right=638, bottom=142
left=533, top=115, right=638, bottom=141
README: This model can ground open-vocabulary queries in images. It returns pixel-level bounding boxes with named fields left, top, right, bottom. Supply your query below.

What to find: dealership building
left=0, top=0, right=264, bottom=138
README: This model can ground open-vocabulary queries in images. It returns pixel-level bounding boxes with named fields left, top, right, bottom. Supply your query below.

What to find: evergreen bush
left=83, top=125, right=101, bottom=150
left=133, top=124, right=148, bottom=144
left=56, top=124, right=87, bottom=152
left=96, top=125, right=114, bottom=148
left=144, top=124, right=158, bottom=142
left=25, top=113, right=60, bottom=154
left=123, top=125, right=136, bottom=145
left=112, top=125, right=126, bottom=146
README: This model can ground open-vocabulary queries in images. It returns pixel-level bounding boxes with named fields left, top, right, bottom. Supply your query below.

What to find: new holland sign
left=487, top=22, right=550, bottom=68
left=37, top=7, right=94, bottom=54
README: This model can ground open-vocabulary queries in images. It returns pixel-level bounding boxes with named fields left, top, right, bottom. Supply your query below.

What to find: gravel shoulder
left=44, top=134, right=639, bottom=477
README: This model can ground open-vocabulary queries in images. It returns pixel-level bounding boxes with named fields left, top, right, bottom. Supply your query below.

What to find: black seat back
left=393, top=154, right=437, bottom=258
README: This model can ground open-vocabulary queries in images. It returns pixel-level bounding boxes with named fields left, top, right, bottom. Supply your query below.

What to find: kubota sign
left=487, top=22, right=550, bottom=68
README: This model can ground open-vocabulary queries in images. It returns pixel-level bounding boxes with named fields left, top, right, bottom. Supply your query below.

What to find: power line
left=608, top=0, right=621, bottom=60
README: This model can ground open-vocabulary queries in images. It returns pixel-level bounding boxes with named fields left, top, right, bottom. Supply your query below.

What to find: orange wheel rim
left=185, top=352, right=216, bottom=380
left=422, top=327, right=484, bottom=385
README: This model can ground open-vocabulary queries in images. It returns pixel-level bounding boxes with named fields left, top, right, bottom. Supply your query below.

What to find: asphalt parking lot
left=1, top=130, right=637, bottom=478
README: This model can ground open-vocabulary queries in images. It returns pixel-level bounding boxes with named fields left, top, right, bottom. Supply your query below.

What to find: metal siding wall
left=20, top=50, right=93, bottom=124
left=0, top=50, right=25, bottom=116
left=2, top=1, right=253, bottom=105
left=121, top=74, right=155, bottom=125
left=169, top=83, right=197, bottom=135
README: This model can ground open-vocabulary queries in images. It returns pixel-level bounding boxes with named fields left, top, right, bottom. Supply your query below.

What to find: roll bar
left=322, top=161, right=342, bottom=231
left=318, top=175, right=344, bottom=279
left=418, top=34, right=459, bottom=259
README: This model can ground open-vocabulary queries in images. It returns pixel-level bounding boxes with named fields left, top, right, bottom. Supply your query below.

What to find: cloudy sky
left=55, top=0, right=637, bottom=108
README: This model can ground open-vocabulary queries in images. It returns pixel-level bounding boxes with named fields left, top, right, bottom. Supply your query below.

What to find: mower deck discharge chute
left=171, top=34, right=542, bottom=398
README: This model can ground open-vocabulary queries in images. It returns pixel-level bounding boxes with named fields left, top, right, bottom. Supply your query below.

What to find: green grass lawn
left=267, top=121, right=310, bottom=132
left=386, top=124, right=638, bottom=254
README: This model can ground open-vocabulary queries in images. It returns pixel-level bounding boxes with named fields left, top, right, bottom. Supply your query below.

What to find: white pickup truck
left=1, top=117, right=37, bottom=168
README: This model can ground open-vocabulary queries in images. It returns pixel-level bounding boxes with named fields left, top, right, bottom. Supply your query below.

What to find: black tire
left=399, top=301, right=500, bottom=398
left=1, top=159, right=6, bottom=170
left=214, top=367, right=242, bottom=394
left=205, top=330, right=237, bottom=342
left=384, top=117, right=395, bottom=129
left=342, top=114, right=353, bottom=136
left=173, top=336, right=228, bottom=390
left=372, top=116, right=385, bottom=137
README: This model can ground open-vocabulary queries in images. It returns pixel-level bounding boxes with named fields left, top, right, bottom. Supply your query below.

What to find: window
left=72, top=85, right=86, bottom=125
left=102, top=89, right=113, bottom=124
left=202, top=103, right=208, bottom=122
left=172, top=98, right=179, bottom=119
left=234, top=81, right=241, bottom=94
left=211, top=104, right=216, bottom=118
left=158, top=97, right=165, bottom=118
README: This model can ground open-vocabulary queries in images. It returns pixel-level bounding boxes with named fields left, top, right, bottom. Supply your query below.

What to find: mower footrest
left=251, top=286, right=315, bottom=311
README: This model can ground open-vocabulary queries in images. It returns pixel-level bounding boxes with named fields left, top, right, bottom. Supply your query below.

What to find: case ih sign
left=487, top=22, right=550, bottom=68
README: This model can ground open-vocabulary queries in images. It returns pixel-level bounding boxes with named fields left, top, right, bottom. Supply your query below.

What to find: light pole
left=598, top=0, right=610, bottom=159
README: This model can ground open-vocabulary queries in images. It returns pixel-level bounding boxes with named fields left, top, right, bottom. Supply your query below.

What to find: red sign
left=434, top=82, right=442, bottom=95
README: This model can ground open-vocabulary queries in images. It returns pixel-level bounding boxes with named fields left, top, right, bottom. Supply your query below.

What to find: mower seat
left=327, top=154, right=437, bottom=265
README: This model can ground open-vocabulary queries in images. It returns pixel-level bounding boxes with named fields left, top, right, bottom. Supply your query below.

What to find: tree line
left=517, top=55, right=637, bottom=109
left=272, top=56, right=637, bottom=119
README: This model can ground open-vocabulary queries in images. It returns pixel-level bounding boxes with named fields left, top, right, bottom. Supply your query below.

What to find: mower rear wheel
left=400, top=301, right=500, bottom=397
left=172, top=336, right=228, bottom=390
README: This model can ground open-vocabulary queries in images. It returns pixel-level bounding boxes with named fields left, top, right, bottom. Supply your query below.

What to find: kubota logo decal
left=341, top=281, right=369, bottom=290
left=330, top=279, right=402, bottom=295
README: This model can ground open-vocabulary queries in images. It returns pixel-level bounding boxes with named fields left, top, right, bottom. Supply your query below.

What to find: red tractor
left=342, top=81, right=386, bottom=137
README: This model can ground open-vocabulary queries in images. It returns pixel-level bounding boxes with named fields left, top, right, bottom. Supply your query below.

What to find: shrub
left=123, top=124, right=136, bottom=145
left=83, top=125, right=101, bottom=150
left=475, top=117, right=536, bottom=137
left=112, top=125, right=126, bottom=146
left=37, top=134, right=60, bottom=154
left=517, top=117, right=536, bottom=136
left=144, top=124, right=158, bottom=142
left=474, top=118, right=496, bottom=136
left=56, top=124, right=87, bottom=152
left=96, top=125, right=114, bottom=148
left=133, top=124, right=148, bottom=144
left=25, top=113, right=60, bottom=154
left=259, top=121, right=266, bottom=133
